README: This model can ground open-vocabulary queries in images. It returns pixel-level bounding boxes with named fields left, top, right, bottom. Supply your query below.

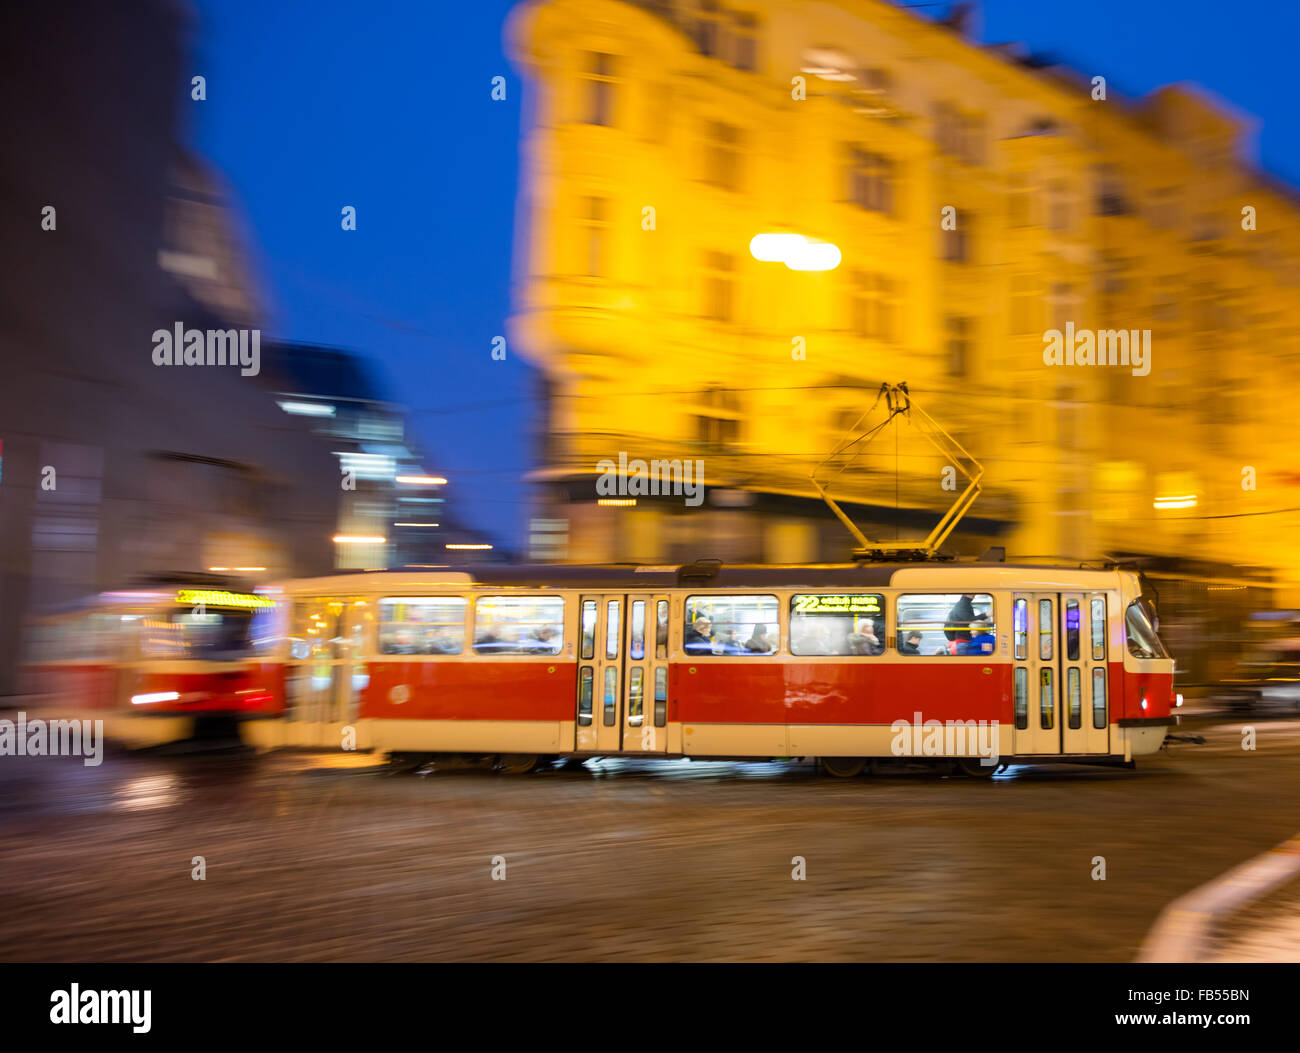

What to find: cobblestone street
left=3, top=712, right=1298, bottom=961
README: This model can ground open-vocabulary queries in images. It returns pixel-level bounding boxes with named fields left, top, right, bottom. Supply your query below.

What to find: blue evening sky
left=188, top=0, right=1300, bottom=549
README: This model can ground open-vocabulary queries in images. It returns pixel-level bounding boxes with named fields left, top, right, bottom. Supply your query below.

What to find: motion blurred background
left=4, top=0, right=1300, bottom=696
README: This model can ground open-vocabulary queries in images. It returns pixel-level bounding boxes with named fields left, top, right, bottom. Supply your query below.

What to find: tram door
left=288, top=598, right=369, bottom=733
left=575, top=594, right=671, bottom=755
left=1062, top=592, right=1110, bottom=755
left=1013, top=593, right=1061, bottom=755
left=1013, top=592, right=1111, bottom=756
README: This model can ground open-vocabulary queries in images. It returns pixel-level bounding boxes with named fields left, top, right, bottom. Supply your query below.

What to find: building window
left=1010, top=274, right=1039, bottom=335
left=1047, top=180, right=1070, bottom=232
left=961, top=113, right=985, bottom=166
left=581, top=52, right=618, bottom=127
left=1050, top=282, right=1075, bottom=332
left=847, top=147, right=893, bottom=214
left=941, top=210, right=972, bottom=263
left=849, top=272, right=897, bottom=341
left=731, top=12, right=758, bottom=71
left=945, top=316, right=972, bottom=378
left=694, top=386, right=742, bottom=446
left=578, top=196, right=609, bottom=277
left=934, top=101, right=959, bottom=156
left=702, top=250, right=735, bottom=321
left=694, top=0, right=720, bottom=57
left=1152, top=274, right=1180, bottom=322
left=1148, top=186, right=1179, bottom=230
left=1094, top=163, right=1131, bottom=216
left=1008, top=173, right=1031, bottom=227
left=703, top=121, right=742, bottom=190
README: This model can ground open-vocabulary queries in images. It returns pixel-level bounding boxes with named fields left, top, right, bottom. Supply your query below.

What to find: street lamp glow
left=749, top=232, right=842, bottom=271
left=333, top=534, right=387, bottom=544
left=749, top=233, right=806, bottom=262
left=446, top=543, right=493, bottom=550
left=396, top=474, right=447, bottom=485
left=784, top=239, right=842, bottom=271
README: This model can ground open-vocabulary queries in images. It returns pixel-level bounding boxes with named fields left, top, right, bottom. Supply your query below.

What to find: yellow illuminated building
left=506, top=0, right=1300, bottom=610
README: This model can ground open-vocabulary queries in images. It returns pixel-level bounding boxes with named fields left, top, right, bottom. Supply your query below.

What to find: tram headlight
left=1175, top=693, right=1184, bottom=708
left=1140, top=696, right=1149, bottom=711
left=132, top=691, right=179, bottom=705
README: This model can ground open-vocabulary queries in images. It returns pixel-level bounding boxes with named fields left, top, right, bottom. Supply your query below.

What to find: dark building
left=0, top=0, right=339, bottom=694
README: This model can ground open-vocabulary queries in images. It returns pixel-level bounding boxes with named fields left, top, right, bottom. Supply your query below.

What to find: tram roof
left=271, top=562, right=1133, bottom=594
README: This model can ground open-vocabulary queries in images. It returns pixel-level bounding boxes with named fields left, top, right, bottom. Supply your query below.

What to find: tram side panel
left=675, top=658, right=1012, bottom=759
left=360, top=657, right=576, bottom=756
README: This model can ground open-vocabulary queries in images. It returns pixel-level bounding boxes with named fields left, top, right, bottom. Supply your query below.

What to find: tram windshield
left=141, top=607, right=267, bottom=660
left=1125, top=600, right=1169, bottom=659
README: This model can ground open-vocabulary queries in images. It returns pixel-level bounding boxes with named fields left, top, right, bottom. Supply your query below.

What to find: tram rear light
left=132, top=691, right=179, bottom=705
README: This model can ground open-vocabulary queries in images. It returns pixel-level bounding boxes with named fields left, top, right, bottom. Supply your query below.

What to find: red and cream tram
left=21, top=578, right=286, bottom=745
left=247, top=560, right=1178, bottom=775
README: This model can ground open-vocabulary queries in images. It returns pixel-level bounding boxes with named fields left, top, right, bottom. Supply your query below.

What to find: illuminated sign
left=175, top=589, right=275, bottom=610
left=793, top=594, right=883, bottom=615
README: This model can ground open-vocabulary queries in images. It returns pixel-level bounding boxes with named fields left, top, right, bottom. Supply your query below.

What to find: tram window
left=580, top=600, right=597, bottom=660
left=628, top=667, right=644, bottom=726
left=790, top=594, right=885, bottom=656
left=144, top=607, right=261, bottom=660
left=1014, top=667, right=1028, bottom=729
left=1090, top=597, right=1106, bottom=660
left=606, top=601, right=620, bottom=659
left=630, top=601, right=646, bottom=660
left=1039, top=668, right=1054, bottom=729
left=655, top=600, right=668, bottom=660
left=578, top=667, right=593, bottom=726
left=344, top=602, right=371, bottom=660
left=1068, top=667, right=1081, bottom=729
left=379, top=597, right=466, bottom=655
left=1013, top=598, right=1028, bottom=660
left=249, top=602, right=286, bottom=658
left=653, top=666, right=667, bottom=727
left=683, top=595, right=779, bottom=655
left=896, top=593, right=995, bottom=656
left=1065, top=600, right=1080, bottom=661
left=1125, top=601, right=1168, bottom=659
left=1038, top=599, right=1054, bottom=660
left=603, top=666, right=618, bottom=726
left=290, top=602, right=334, bottom=660
left=1092, top=668, right=1107, bottom=729
left=474, top=596, right=564, bottom=655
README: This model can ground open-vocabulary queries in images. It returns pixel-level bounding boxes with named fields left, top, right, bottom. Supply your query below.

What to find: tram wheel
left=821, top=757, right=867, bottom=778
left=496, top=753, right=541, bottom=775
left=954, top=757, right=999, bottom=778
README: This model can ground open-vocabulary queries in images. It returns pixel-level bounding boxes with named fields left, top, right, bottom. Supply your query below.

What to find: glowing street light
left=396, top=474, right=447, bottom=485
left=749, top=232, right=841, bottom=271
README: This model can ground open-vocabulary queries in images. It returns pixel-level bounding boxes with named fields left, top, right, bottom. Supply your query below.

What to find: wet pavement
left=2, top=709, right=1299, bottom=961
